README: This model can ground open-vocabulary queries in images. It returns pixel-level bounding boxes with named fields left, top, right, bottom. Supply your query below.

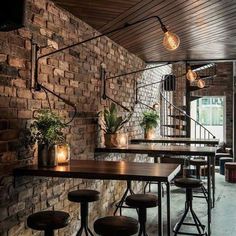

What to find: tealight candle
left=55, top=144, right=70, bottom=165
left=118, top=133, right=128, bottom=147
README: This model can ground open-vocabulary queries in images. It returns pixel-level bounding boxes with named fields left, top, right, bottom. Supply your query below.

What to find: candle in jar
left=118, top=134, right=128, bottom=147
left=56, top=144, right=70, bottom=165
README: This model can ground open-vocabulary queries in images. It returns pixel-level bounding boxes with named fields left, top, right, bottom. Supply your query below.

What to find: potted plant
left=21, top=110, right=67, bottom=167
left=140, top=110, right=159, bottom=140
left=99, top=103, right=132, bottom=147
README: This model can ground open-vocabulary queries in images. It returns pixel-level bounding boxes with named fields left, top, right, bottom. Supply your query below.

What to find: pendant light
left=186, top=68, right=197, bottom=82
left=197, top=79, right=205, bottom=88
left=162, top=31, right=180, bottom=51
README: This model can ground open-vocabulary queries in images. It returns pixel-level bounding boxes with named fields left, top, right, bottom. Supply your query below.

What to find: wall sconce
left=55, top=144, right=70, bottom=165
left=32, top=15, right=180, bottom=92
left=186, top=67, right=197, bottom=82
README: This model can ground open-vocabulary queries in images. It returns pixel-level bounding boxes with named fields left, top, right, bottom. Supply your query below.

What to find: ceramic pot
left=38, top=145, right=57, bottom=167
left=104, top=133, right=119, bottom=147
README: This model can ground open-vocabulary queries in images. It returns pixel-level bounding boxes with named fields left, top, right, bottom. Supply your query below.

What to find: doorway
left=191, top=96, right=226, bottom=141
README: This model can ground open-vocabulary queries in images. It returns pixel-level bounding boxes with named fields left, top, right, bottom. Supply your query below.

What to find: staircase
left=160, top=63, right=216, bottom=140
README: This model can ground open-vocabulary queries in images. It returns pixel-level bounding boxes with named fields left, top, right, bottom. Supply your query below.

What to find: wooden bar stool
left=94, top=216, right=138, bottom=236
left=225, top=162, right=236, bottom=183
left=125, top=193, right=158, bottom=236
left=173, top=178, right=206, bottom=236
left=68, top=189, right=100, bottom=236
left=27, top=210, right=70, bottom=236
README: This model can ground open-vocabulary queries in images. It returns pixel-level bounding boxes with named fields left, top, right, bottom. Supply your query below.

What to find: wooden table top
left=95, top=144, right=216, bottom=156
left=131, top=137, right=219, bottom=145
left=14, top=160, right=181, bottom=182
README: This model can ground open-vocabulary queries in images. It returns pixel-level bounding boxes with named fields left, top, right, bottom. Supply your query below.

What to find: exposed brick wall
left=0, top=0, right=160, bottom=235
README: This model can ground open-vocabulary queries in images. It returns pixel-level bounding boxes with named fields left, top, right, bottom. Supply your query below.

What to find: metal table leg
left=207, top=155, right=212, bottom=236
left=212, top=154, right=216, bottom=208
left=158, top=182, right=163, bottom=236
left=166, top=182, right=171, bottom=236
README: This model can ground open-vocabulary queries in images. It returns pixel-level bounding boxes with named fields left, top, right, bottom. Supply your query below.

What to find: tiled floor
left=123, top=173, right=236, bottom=236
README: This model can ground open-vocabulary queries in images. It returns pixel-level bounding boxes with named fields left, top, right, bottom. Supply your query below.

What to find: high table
left=95, top=144, right=216, bottom=236
left=14, top=159, right=180, bottom=236
left=131, top=137, right=219, bottom=146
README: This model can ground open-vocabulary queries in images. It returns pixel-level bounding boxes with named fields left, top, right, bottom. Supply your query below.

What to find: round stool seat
left=189, top=159, right=207, bottom=166
left=94, top=216, right=138, bottom=236
left=175, top=178, right=202, bottom=189
left=125, top=194, right=158, bottom=208
left=27, top=211, right=70, bottom=231
left=68, top=189, right=100, bottom=203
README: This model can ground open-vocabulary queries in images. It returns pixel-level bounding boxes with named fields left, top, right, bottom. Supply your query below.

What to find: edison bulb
left=186, top=69, right=197, bottom=82
left=163, top=31, right=180, bottom=51
left=197, top=79, right=205, bottom=88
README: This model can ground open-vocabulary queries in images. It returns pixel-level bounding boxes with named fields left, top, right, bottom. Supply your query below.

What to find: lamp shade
left=197, top=79, right=205, bottom=88
left=186, top=69, right=197, bottom=82
left=163, top=31, right=180, bottom=51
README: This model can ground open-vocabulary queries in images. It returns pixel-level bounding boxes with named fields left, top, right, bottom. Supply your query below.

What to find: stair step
left=190, top=96, right=202, bottom=102
left=162, top=124, right=186, bottom=130
left=190, top=64, right=210, bottom=70
left=168, top=115, right=186, bottom=121
left=165, top=135, right=188, bottom=138
left=189, top=86, right=209, bottom=92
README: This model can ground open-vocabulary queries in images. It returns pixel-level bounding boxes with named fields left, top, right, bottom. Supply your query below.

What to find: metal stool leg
left=114, top=180, right=134, bottom=215
left=45, top=231, right=54, bottom=236
left=173, top=188, right=206, bottom=236
left=138, top=207, right=148, bottom=236
left=76, top=202, right=94, bottom=236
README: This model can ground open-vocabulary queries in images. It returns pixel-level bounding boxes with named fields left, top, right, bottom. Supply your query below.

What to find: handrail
left=160, top=89, right=216, bottom=139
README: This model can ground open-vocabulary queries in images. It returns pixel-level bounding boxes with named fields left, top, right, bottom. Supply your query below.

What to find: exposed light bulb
left=163, top=31, right=180, bottom=51
left=197, top=79, right=205, bottom=88
left=186, top=69, right=197, bottom=82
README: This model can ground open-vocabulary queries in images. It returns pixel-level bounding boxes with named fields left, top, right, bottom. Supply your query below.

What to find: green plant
left=21, top=110, right=67, bottom=148
left=140, top=110, right=159, bottom=131
left=100, top=103, right=132, bottom=134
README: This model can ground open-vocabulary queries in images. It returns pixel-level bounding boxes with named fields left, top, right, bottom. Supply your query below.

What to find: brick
left=12, top=78, right=27, bottom=88
left=47, top=39, right=58, bottom=50
left=0, top=142, right=8, bottom=153
left=0, top=120, right=8, bottom=130
left=4, top=87, right=17, bottom=97
left=54, top=85, right=65, bottom=94
left=0, top=54, right=7, bottom=63
left=18, top=28, right=32, bottom=39
left=0, top=129, right=19, bottom=141
left=33, top=15, right=46, bottom=27
left=17, top=89, right=32, bottom=99
left=18, top=110, right=32, bottom=119
left=54, top=68, right=64, bottom=77
left=0, top=64, right=18, bottom=76
left=65, top=71, right=74, bottom=79
left=59, top=61, right=69, bottom=71
left=0, top=207, right=8, bottom=221
left=28, top=99, right=42, bottom=109
left=10, top=98, right=27, bottom=109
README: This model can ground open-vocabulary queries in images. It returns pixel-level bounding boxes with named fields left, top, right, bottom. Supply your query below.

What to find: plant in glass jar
left=140, top=110, right=159, bottom=140
left=99, top=103, right=132, bottom=147
left=21, top=109, right=67, bottom=167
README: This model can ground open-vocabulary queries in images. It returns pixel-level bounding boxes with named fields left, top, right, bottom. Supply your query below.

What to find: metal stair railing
left=160, top=88, right=216, bottom=140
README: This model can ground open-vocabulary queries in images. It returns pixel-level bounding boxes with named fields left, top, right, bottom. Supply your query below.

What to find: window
left=197, top=97, right=224, bottom=126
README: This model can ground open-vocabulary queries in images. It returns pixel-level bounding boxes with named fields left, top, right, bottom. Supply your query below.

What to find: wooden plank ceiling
left=53, top=0, right=236, bottom=62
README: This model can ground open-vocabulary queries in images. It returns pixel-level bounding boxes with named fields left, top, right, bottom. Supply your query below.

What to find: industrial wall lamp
left=31, top=15, right=180, bottom=120
left=101, top=62, right=178, bottom=112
